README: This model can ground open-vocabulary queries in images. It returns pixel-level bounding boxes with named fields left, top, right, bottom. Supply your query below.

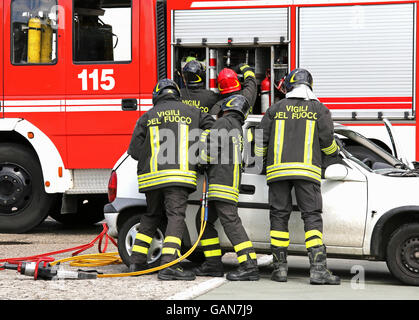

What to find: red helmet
left=217, top=68, right=241, bottom=94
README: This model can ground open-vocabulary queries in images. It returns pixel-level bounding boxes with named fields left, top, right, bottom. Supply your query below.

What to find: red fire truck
left=0, top=0, right=417, bottom=233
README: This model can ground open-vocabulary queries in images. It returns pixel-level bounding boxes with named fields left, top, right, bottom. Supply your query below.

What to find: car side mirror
left=324, top=164, right=349, bottom=180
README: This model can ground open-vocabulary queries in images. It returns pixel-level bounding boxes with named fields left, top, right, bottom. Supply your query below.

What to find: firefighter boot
left=308, top=245, right=341, bottom=285
left=271, top=247, right=288, bottom=282
left=129, top=263, right=148, bottom=273
left=226, top=254, right=260, bottom=281
left=158, top=263, right=196, bottom=281
left=193, top=258, right=224, bottom=277
left=129, top=254, right=148, bottom=274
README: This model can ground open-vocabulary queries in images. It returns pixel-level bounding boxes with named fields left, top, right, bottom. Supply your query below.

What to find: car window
left=335, top=127, right=404, bottom=171
left=11, top=0, right=58, bottom=65
left=73, top=0, right=132, bottom=63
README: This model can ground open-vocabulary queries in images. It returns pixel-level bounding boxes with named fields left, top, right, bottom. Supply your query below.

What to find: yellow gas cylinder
left=41, top=19, right=53, bottom=63
left=27, top=17, right=42, bottom=63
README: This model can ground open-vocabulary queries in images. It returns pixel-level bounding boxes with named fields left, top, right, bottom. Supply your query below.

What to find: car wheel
left=117, top=214, right=166, bottom=268
left=386, top=223, right=419, bottom=286
left=0, top=143, right=54, bottom=233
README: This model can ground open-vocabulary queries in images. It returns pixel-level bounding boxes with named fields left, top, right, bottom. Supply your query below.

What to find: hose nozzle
left=2, top=263, right=19, bottom=271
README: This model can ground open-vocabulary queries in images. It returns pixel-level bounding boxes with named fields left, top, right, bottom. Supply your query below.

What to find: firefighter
left=127, top=79, right=215, bottom=281
left=194, top=94, right=260, bottom=281
left=255, top=68, right=341, bottom=285
left=210, top=64, right=257, bottom=116
left=180, top=59, right=219, bottom=114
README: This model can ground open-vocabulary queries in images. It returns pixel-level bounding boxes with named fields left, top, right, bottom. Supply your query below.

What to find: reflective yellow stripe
left=164, top=236, right=182, bottom=246
left=271, top=239, right=290, bottom=247
left=305, top=230, right=323, bottom=240
left=200, top=149, right=214, bottom=163
left=135, top=233, right=153, bottom=244
left=247, top=128, right=253, bottom=142
left=305, top=238, right=323, bottom=249
left=201, top=237, right=220, bottom=246
left=149, top=126, right=160, bottom=172
left=200, top=129, right=210, bottom=142
left=162, top=247, right=181, bottom=256
left=207, top=191, right=239, bottom=203
left=138, top=169, right=196, bottom=181
left=237, top=252, right=257, bottom=263
left=179, top=124, right=189, bottom=171
left=270, top=230, right=290, bottom=239
left=322, top=140, right=338, bottom=155
left=204, top=249, right=222, bottom=257
left=139, top=177, right=197, bottom=189
left=132, top=245, right=148, bottom=255
left=233, top=143, right=240, bottom=190
left=255, top=145, right=267, bottom=156
left=274, top=120, right=285, bottom=165
left=234, top=241, right=253, bottom=253
left=209, top=184, right=239, bottom=194
left=267, top=170, right=321, bottom=182
left=243, top=70, right=255, bottom=79
left=267, top=162, right=321, bottom=175
left=304, top=120, right=315, bottom=165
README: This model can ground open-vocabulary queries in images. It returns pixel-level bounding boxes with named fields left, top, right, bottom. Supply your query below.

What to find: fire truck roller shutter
left=174, top=8, right=288, bottom=45
left=298, top=3, right=414, bottom=119
left=27, top=17, right=42, bottom=63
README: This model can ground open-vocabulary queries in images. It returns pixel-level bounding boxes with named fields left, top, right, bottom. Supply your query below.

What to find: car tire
left=386, top=223, right=419, bottom=286
left=117, top=212, right=205, bottom=267
left=0, top=143, right=54, bottom=233
left=117, top=214, right=167, bottom=268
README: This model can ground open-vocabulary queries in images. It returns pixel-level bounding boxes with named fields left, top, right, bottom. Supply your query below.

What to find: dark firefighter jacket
left=180, top=88, right=219, bottom=114
left=210, top=73, right=257, bottom=116
left=128, top=96, right=215, bottom=193
left=200, top=112, right=244, bottom=204
left=255, top=98, right=339, bottom=185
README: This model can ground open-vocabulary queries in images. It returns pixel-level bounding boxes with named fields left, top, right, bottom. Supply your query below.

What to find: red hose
left=0, top=223, right=117, bottom=279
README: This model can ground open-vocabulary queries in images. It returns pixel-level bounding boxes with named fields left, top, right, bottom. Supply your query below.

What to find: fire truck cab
left=0, top=0, right=152, bottom=232
left=0, top=0, right=418, bottom=233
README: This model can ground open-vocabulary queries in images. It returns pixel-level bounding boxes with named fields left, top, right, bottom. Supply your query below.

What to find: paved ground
left=197, top=255, right=419, bottom=300
left=1, top=218, right=418, bottom=303
left=0, top=219, right=211, bottom=300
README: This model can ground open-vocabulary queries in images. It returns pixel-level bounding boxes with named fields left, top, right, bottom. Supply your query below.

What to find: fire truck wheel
left=386, top=223, right=419, bottom=286
left=49, top=194, right=107, bottom=226
left=0, top=143, right=54, bottom=233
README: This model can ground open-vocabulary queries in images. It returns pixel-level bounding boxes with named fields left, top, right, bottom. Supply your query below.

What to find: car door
left=237, top=160, right=368, bottom=251
left=295, top=160, right=368, bottom=249
left=231, top=121, right=369, bottom=251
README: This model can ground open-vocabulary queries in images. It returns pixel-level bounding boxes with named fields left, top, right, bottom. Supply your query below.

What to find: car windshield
left=334, top=126, right=410, bottom=174
left=242, top=119, right=413, bottom=176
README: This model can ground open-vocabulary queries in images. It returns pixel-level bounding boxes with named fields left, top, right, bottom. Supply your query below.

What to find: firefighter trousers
left=131, top=186, right=190, bottom=265
left=196, top=200, right=257, bottom=264
left=268, top=180, right=324, bottom=250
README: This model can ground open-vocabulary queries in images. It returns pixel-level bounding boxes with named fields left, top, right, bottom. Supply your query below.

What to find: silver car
left=105, top=116, right=419, bottom=285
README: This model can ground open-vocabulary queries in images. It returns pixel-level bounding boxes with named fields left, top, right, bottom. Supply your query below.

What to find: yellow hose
left=52, top=179, right=208, bottom=278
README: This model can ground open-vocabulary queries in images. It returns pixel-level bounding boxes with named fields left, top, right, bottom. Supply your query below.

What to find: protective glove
left=236, top=63, right=255, bottom=80
left=196, top=162, right=209, bottom=175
